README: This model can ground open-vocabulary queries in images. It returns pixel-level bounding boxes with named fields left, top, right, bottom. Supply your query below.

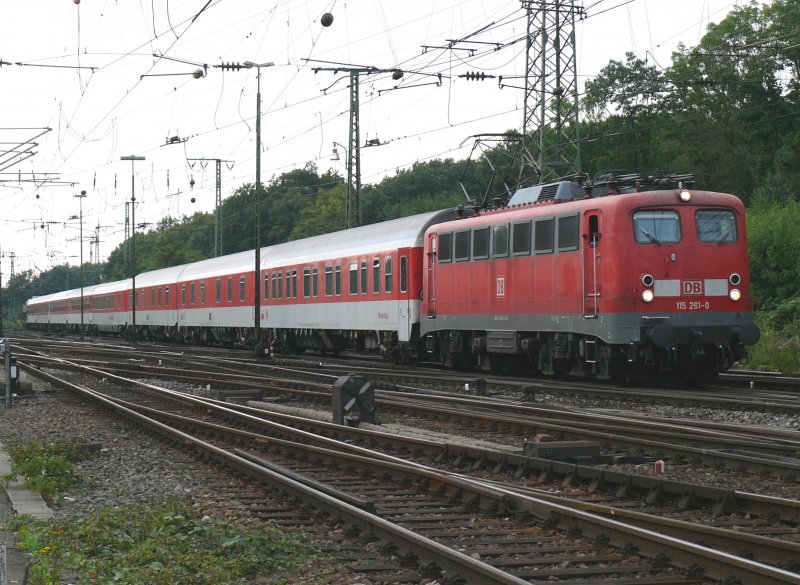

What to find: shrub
left=3, top=441, right=90, bottom=502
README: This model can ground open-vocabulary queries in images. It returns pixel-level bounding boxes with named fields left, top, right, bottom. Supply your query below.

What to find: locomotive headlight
left=642, top=290, right=655, bottom=303
left=679, top=189, right=692, bottom=202
left=729, top=288, right=742, bottom=301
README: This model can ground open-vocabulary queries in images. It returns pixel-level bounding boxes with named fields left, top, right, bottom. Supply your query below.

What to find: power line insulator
left=464, top=71, right=490, bottom=81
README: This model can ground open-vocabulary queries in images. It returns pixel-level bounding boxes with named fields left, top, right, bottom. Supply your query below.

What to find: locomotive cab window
left=454, top=231, right=470, bottom=262
left=492, top=224, right=509, bottom=257
left=437, top=233, right=453, bottom=264
left=512, top=221, right=532, bottom=256
left=472, top=227, right=490, bottom=260
left=534, top=218, right=554, bottom=254
left=557, top=215, right=580, bottom=252
left=634, top=210, right=681, bottom=244
left=696, top=210, right=737, bottom=243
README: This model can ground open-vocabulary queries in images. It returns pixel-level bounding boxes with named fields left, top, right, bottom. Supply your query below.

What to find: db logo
left=682, top=280, right=703, bottom=295
left=496, top=276, right=505, bottom=297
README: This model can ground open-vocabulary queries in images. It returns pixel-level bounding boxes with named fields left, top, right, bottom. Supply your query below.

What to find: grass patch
left=3, top=440, right=92, bottom=503
left=745, top=326, right=800, bottom=373
left=7, top=496, right=329, bottom=585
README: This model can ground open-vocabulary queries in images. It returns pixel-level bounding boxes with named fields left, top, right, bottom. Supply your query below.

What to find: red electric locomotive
left=419, top=176, right=760, bottom=381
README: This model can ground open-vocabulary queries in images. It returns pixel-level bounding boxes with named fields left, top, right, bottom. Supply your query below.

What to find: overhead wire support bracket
left=148, top=51, right=208, bottom=79
left=13, top=61, right=96, bottom=71
left=307, top=62, right=408, bottom=229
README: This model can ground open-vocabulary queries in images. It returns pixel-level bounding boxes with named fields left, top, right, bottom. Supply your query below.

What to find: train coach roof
left=261, top=209, right=456, bottom=267
left=26, top=288, right=79, bottom=305
left=175, top=250, right=254, bottom=281
left=176, top=209, right=456, bottom=281
left=135, top=263, right=194, bottom=287
left=90, top=279, right=131, bottom=295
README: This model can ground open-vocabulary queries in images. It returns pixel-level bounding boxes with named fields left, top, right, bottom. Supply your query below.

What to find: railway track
left=13, top=332, right=800, bottom=415
left=15, top=343, right=800, bottom=482
left=10, top=356, right=796, bottom=583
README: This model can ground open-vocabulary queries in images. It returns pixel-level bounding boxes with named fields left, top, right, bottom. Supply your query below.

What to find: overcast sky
left=0, top=0, right=747, bottom=276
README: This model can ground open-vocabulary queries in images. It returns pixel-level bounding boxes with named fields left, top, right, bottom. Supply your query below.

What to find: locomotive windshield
left=633, top=210, right=681, bottom=244
left=695, top=210, right=738, bottom=243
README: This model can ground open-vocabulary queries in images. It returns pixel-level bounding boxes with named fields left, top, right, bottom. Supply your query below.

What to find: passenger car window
left=325, top=266, right=333, bottom=296
left=349, top=262, right=358, bottom=295
left=360, top=259, right=368, bottom=294
left=634, top=210, right=681, bottom=244
left=696, top=210, right=737, bottom=243
left=384, top=257, right=393, bottom=293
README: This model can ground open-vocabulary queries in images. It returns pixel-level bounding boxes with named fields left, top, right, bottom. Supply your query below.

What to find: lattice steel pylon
left=520, top=0, right=584, bottom=185
left=347, top=71, right=362, bottom=229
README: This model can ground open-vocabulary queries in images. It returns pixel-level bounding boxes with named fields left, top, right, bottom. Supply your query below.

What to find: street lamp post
left=120, top=155, right=145, bottom=342
left=74, top=189, right=87, bottom=339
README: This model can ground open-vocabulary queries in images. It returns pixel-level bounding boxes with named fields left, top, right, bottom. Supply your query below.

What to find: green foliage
left=746, top=313, right=800, bottom=373
left=746, top=200, right=800, bottom=308
left=4, top=441, right=90, bottom=502
left=760, top=297, right=800, bottom=339
left=7, top=497, right=328, bottom=585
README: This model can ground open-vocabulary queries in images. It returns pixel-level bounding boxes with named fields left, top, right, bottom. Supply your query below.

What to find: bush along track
left=7, top=496, right=329, bottom=585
